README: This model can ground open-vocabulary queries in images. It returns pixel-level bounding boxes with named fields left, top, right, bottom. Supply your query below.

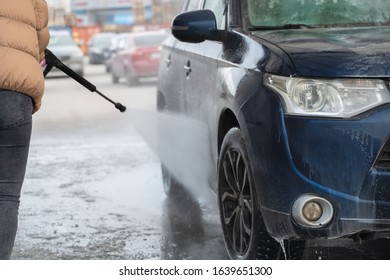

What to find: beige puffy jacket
left=0, top=0, right=50, bottom=113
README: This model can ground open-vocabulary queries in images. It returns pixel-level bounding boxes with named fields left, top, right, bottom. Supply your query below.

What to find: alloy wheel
left=220, top=147, right=254, bottom=256
left=218, top=127, right=283, bottom=259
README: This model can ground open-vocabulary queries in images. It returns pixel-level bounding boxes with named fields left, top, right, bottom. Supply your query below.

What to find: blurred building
left=47, top=0, right=183, bottom=54
left=69, top=0, right=183, bottom=30
left=151, top=0, right=183, bottom=27
left=47, top=0, right=70, bottom=26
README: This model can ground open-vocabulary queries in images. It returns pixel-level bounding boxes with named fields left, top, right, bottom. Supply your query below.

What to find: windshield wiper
left=250, top=24, right=316, bottom=31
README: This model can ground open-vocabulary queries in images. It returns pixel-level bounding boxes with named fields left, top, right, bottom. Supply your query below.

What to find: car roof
left=92, top=32, right=116, bottom=38
left=49, top=30, right=72, bottom=36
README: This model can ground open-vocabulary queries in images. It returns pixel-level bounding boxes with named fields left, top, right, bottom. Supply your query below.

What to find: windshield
left=134, top=34, right=167, bottom=47
left=48, top=34, right=76, bottom=47
left=91, top=34, right=114, bottom=47
left=247, top=0, right=390, bottom=28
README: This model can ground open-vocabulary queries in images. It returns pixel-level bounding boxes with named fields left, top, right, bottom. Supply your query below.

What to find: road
left=11, top=63, right=227, bottom=260
left=11, top=63, right=390, bottom=260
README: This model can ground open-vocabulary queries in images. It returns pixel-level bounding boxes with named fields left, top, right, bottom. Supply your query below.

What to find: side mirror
left=171, top=10, right=222, bottom=43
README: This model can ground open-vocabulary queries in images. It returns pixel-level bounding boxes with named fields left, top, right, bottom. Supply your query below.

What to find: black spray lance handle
left=44, top=49, right=96, bottom=92
left=44, top=49, right=126, bottom=112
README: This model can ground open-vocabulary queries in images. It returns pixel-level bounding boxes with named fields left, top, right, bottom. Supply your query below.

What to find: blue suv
left=157, top=0, right=390, bottom=259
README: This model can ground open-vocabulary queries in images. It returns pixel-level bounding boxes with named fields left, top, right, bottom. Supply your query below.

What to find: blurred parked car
left=103, top=33, right=131, bottom=73
left=88, top=32, right=115, bottom=64
left=46, top=30, right=84, bottom=77
left=157, top=0, right=390, bottom=260
left=110, top=31, right=168, bottom=86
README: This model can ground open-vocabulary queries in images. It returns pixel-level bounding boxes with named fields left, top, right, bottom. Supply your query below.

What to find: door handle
left=184, top=61, right=191, bottom=77
left=165, top=54, right=171, bottom=68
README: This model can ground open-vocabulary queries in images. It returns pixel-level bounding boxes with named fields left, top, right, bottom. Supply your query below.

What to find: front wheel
left=218, top=127, right=282, bottom=259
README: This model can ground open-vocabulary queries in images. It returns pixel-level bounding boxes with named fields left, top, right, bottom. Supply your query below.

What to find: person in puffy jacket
left=0, top=0, right=50, bottom=259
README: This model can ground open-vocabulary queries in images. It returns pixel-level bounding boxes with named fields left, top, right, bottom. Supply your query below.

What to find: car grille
left=375, top=139, right=390, bottom=168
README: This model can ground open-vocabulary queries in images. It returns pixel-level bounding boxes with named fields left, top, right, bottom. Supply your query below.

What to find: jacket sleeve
left=33, top=0, right=50, bottom=60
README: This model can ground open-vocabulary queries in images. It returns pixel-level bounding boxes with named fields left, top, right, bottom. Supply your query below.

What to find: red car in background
left=110, top=31, right=168, bottom=86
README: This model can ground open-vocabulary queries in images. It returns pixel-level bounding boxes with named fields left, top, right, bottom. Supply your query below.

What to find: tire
left=158, top=100, right=185, bottom=198
left=218, top=127, right=282, bottom=259
left=284, top=239, right=306, bottom=260
left=111, top=73, right=119, bottom=84
left=161, top=164, right=187, bottom=198
left=126, top=75, right=139, bottom=87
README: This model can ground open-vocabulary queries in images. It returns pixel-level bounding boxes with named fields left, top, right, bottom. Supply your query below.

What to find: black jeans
left=0, top=90, right=32, bottom=259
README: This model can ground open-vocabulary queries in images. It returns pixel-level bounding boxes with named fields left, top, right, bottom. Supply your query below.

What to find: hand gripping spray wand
left=43, top=49, right=126, bottom=113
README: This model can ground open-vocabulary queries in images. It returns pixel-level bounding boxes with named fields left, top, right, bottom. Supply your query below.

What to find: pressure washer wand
left=43, top=49, right=126, bottom=113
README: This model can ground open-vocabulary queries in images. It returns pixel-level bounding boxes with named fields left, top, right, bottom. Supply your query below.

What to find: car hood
left=253, top=26, right=390, bottom=77
left=48, top=45, right=82, bottom=57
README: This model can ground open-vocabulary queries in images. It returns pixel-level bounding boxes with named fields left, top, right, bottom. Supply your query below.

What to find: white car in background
left=46, top=30, right=85, bottom=77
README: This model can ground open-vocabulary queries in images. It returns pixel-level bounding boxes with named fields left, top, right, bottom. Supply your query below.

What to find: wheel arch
left=156, top=90, right=166, bottom=111
left=218, top=108, right=240, bottom=155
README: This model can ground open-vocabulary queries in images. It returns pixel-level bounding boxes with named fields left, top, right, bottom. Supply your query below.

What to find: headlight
left=264, top=74, right=390, bottom=118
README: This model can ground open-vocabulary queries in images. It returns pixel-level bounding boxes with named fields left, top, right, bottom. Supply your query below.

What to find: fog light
left=302, top=201, right=322, bottom=221
left=292, top=195, right=334, bottom=228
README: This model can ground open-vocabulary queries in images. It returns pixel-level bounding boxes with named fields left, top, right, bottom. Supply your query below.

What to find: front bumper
left=132, top=60, right=160, bottom=78
left=246, top=94, right=390, bottom=239
left=47, top=65, right=84, bottom=76
left=45, top=58, right=84, bottom=77
left=89, top=52, right=106, bottom=64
